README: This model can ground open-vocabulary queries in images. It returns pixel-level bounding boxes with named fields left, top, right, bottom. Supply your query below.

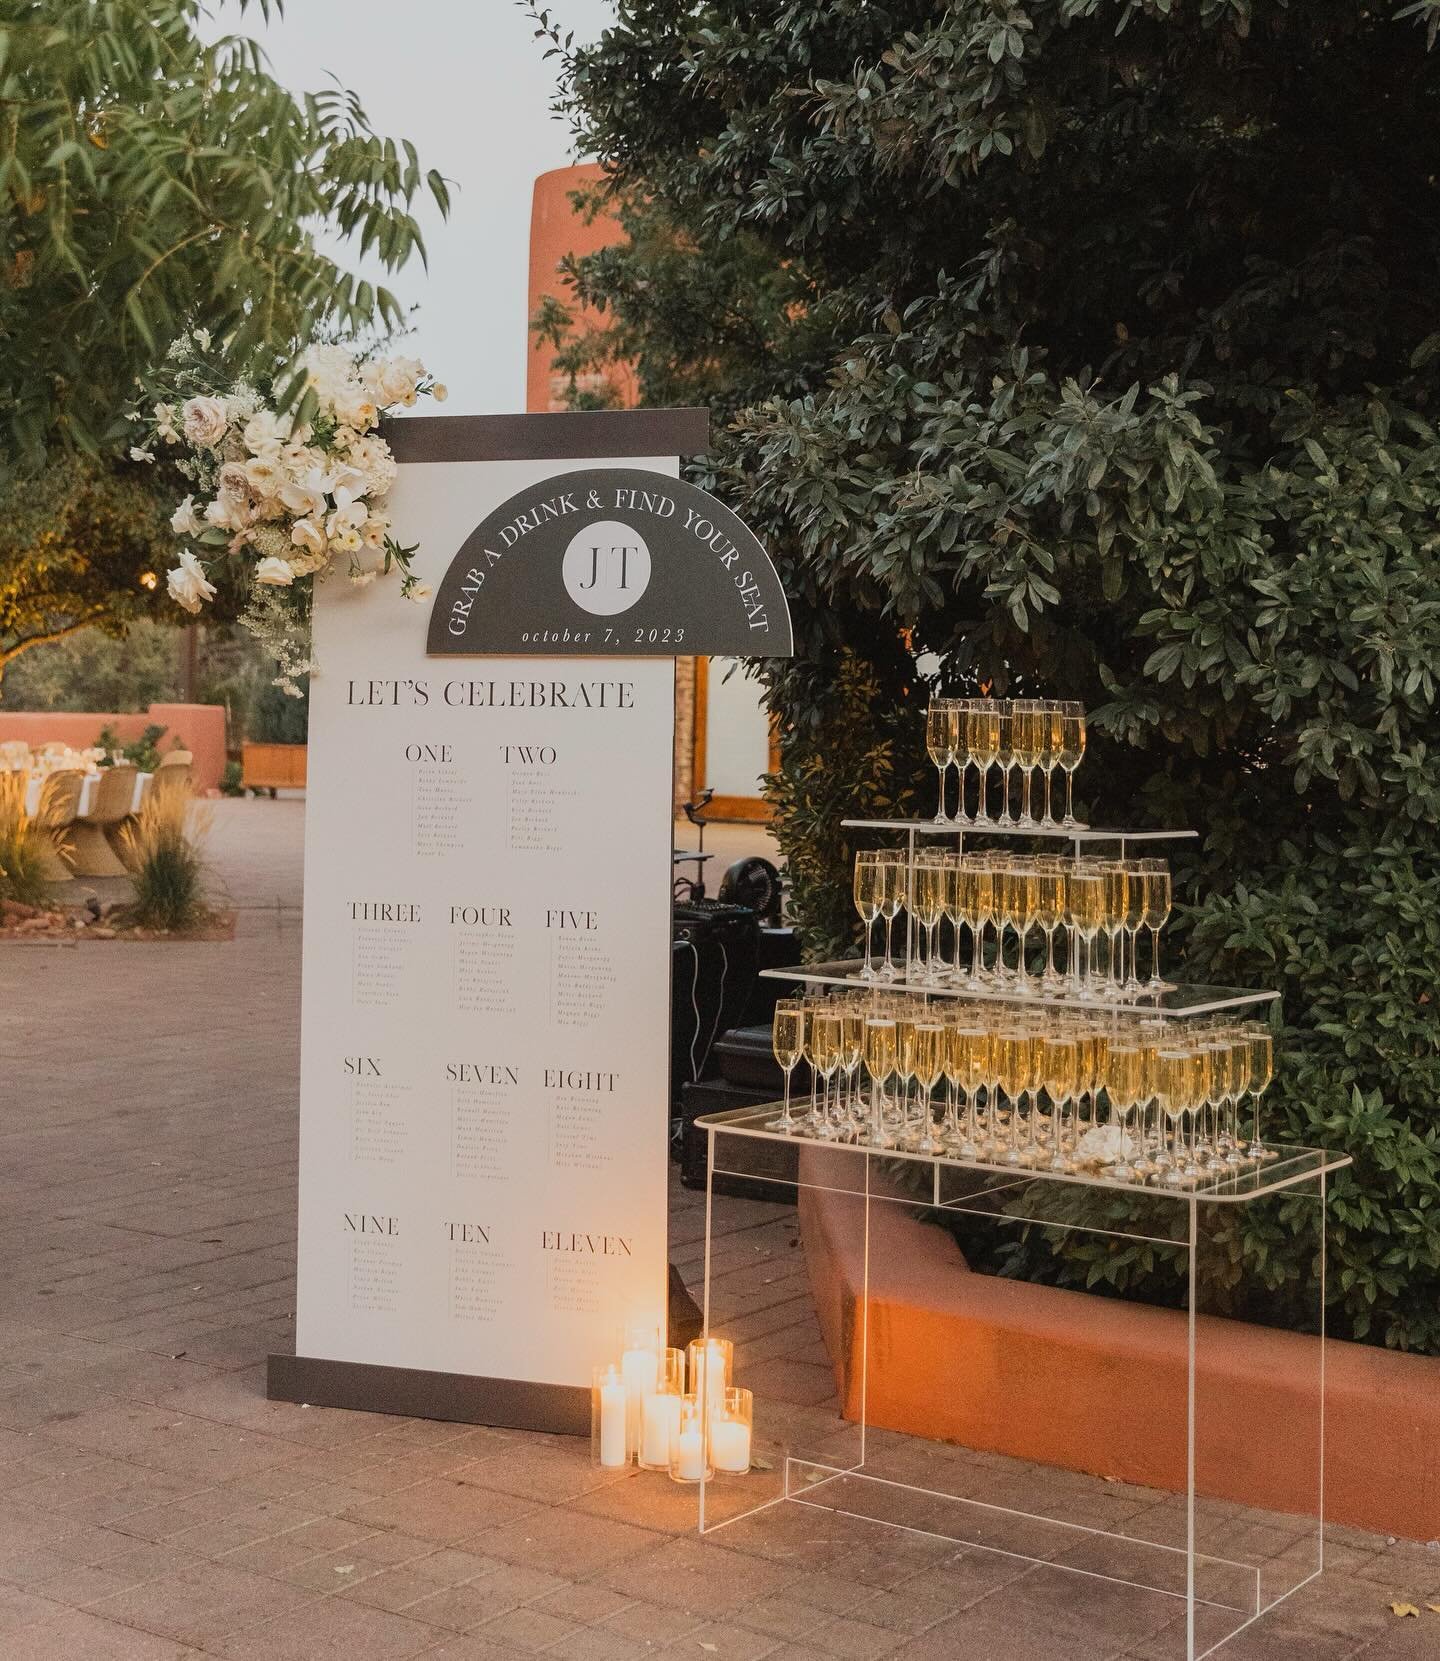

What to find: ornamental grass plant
left=0, top=772, right=55, bottom=908
left=121, top=779, right=212, bottom=933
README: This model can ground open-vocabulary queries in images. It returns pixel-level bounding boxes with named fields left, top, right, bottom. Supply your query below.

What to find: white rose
left=244, top=456, right=282, bottom=496
left=204, top=495, right=249, bottom=532
left=254, top=557, right=295, bottom=587
left=335, top=392, right=378, bottom=431
left=365, top=355, right=424, bottom=408
left=290, top=517, right=327, bottom=558
left=166, top=551, right=216, bottom=614
left=181, top=395, right=228, bottom=448
left=170, top=496, right=203, bottom=537
left=243, top=410, right=287, bottom=455
left=217, top=461, right=251, bottom=498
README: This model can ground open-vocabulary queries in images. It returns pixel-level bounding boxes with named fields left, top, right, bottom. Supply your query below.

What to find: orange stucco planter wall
left=0, top=703, right=227, bottom=793
left=798, top=1167, right=1440, bottom=1541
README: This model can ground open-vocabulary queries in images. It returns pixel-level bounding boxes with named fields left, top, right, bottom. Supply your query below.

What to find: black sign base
left=266, top=1353, right=588, bottom=1435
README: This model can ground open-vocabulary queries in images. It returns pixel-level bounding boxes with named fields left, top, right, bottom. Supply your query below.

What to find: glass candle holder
left=668, top=1395, right=712, bottom=1484
left=620, top=1331, right=662, bottom=1462
left=686, top=1336, right=733, bottom=1415
left=637, top=1348, right=685, bottom=1472
left=710, top=1386, right=753, bottom=1475
left=592, top=1364, right=629, bottom=1470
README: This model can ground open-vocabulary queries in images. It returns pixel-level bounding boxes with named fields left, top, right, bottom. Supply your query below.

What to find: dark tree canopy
left=544, top=0, right=1440, bottom=1350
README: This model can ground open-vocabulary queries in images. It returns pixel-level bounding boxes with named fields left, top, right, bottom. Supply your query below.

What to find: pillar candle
left=621, top=1345, right=659, bottom=1456
left=598, top=1369, right=628, bottom=1468
left=675, top=1418, right=705, bottom=1481
left=640, top=1391, right=681, bottom=1467
left=710, top=1415, right=751, bottom=1474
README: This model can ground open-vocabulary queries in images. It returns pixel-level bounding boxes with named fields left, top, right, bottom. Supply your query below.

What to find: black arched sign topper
left=426, top=468, right=793, bottom=658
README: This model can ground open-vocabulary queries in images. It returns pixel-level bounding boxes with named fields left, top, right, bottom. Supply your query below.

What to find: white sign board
left=271, top=411, right=723, bottom=1429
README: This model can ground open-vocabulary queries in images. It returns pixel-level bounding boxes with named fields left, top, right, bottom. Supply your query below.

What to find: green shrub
left=220, top=760, right=244, bottom=798
left=550, top=1, right=1440, bottom=1350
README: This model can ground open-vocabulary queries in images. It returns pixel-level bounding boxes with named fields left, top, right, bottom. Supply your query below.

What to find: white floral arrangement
left=131, top=331, right=446, bottom=692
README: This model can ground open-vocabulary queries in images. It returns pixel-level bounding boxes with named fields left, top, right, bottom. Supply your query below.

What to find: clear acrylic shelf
left=760, top=959, right=1279, bottom=1017
left=843, top=816, right=1198, bottom=845
left=697, top=1104, right=1351, bottom=1206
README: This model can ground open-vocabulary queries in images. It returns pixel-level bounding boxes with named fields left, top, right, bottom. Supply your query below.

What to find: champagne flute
left=1103, top=1038, right=1143, bottom=1182
left=907, top=1018, right=947, bottom=1155
left=1243, top=1024, right=1274, bottom=1160
left=1097, top=861, right=1129, bottom=999
left=877, top=851, right=905, bottom=981
left=1040, top=700, right=1064, bottom=827
left=1012, top=699, right=1044, bottom=828
left=967, top=856, right=997, bottom=986
left=995, top=1024, right=1029, bottom=1166
left=1035, top=860, right=1065, bottom=990
left=1139, top=858, right=1173, bottom=991
left=1058, top=701, right=1086, bottom=828
left=853, top=852, right=882, bottom=981
left=1122, top=859, right=1148, bottom=996
left=951, top=1022, right=988, bottom=1159
left=911, top=853, right=947, bottom=985
left=863, top=1016, right=899, bottom=1148
left=1069, top=867, right=1105, bottom=997
left=1156, top=1046, right=1193, bottom=1186
left=839, top=1002, right=866, bottom=1136
left=968, top=699, right=1001, bottom=824
left=768, top=998, right=805, bottom=1132
left=1043, top=1029, right=1079, bottom=1173
left=808, top=1009, right=844, bottom=1140
left=952, top=700, right=975, bottom=825
left=995, top=707, right=1017, bottom=827
left=926, top=702, right=953, bottom=824
left=941, top=854, right=966, bottom=982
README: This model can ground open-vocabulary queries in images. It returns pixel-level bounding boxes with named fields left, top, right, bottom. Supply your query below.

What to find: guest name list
left=294, top=453, right=675, bottom=1393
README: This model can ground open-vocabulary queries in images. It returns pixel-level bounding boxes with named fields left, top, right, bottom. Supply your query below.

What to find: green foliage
left=1, top=615, right=181, bottom=710
left=0, top=456, right=173, bottom=682
left=552, top=1, right=1440, bottom=1349
left=0, top=0, right=447, bottom=473
left=0, top=1, right=444, bottom=669
left=249, top=674, right=309, bottom=744
left=219, top=758, right=243, bottom=797
left=96, top=721, right=169, bottom=772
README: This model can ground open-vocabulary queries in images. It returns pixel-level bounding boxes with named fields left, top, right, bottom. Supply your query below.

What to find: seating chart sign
left=270, top=410, right=791, bottom=1432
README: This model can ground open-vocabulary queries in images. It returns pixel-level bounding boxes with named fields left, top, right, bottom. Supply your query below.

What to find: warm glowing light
left=139, top=570, right=158, bottom=590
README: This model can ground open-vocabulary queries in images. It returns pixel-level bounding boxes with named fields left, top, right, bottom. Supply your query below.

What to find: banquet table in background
left=23, top=771, right=151, bottom=819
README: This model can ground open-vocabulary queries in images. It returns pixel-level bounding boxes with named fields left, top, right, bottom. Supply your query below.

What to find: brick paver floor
left=0, top=799, right=1432, bottom=1659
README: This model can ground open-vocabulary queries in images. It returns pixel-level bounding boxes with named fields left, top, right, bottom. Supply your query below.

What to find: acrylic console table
left=692, top=1107, right=1351, bottom=1661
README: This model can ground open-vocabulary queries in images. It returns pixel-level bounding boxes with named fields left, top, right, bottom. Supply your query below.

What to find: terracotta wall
left=797, top=1167, right=1440, bottom=1541
left=528, top=164, right=696, bottom=808
left=0, top=703, right=227, bottom=792
left=526, top=164, right=637, bottom=415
